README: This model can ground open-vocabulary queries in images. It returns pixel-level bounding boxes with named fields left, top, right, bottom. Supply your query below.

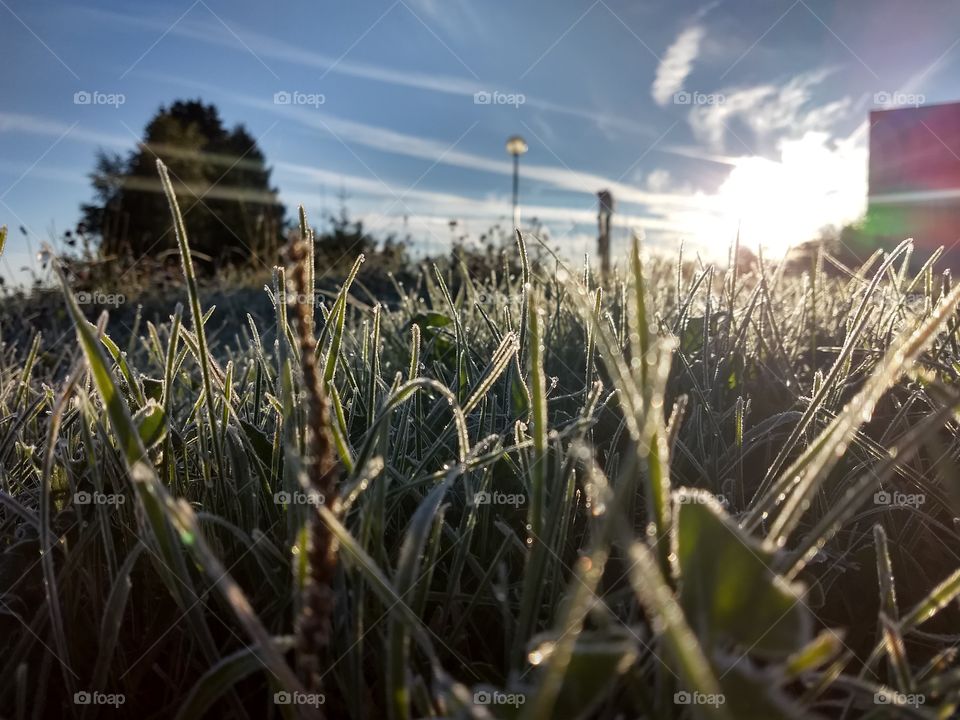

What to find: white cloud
left=404, top=0, right=486, bottom=39
left=0, top=112, right=128, bottom=149
left=652, top=26, right=705, bottom=106
left=85, top=7, right=655, bottom=139
left=687, top=68, right=851, bottom=150
left=644, top=168, right=672, bottom=192
left=0, top=160, right=87, bottom=187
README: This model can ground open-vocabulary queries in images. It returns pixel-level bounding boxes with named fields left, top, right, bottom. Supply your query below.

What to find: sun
left=706, top=132, right=868, bottom=258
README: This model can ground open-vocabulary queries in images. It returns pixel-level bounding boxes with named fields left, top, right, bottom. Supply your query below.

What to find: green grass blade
left=156, top=159, right=225, bottom=482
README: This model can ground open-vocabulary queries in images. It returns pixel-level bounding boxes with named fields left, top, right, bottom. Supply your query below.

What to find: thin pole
left=598, top=190, right=613, bottom=278
left=512, top=153, right=520, bottom=230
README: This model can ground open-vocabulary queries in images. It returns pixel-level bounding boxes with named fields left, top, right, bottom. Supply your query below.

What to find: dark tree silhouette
left=81, top=100, right=284, bottom=268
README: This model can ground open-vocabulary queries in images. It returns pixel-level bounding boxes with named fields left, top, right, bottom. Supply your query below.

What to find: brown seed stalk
left=288, top=220, right=340, bottom=702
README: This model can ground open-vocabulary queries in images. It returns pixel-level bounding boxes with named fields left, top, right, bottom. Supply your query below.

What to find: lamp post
left=506, top=135, right=528, bottom=230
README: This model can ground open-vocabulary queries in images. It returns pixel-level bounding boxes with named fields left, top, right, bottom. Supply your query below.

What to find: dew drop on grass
left=528, top=641, right=555, bottom=665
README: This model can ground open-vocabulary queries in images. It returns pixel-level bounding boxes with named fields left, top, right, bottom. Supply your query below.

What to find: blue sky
left=4, top=0, right=960, bottom=282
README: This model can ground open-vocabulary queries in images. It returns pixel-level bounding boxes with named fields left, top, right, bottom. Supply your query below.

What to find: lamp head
left=506, top=135, right=528, bottom=156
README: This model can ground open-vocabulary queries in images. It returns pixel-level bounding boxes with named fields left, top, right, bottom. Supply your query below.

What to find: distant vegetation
left=80, top=99, right=285, bottom=268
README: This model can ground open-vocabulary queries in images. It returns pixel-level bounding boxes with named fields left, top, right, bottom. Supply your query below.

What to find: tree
left=81, top=100, right=284, bottom=269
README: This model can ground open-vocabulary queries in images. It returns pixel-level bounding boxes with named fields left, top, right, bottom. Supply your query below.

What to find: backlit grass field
left=3, top=162, right=960, bottom=719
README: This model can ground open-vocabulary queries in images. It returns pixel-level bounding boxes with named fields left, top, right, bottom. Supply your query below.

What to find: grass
left=3, top=169, right=960, bottom=718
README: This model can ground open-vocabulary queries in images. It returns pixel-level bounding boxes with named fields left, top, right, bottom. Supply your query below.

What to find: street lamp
left=506, top=135, right=528, bottom=230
